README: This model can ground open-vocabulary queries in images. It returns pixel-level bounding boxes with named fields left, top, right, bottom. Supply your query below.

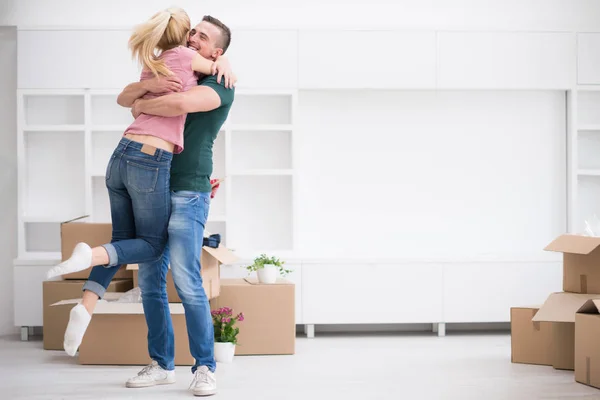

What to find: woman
left=45, top=7, right=236, bottom=356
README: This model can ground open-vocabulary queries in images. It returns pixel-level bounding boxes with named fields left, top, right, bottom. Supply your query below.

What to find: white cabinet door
left=298, top=31, right=436, bottom=89
left=302, top=263, right=443, bottom=324
left=220, top=263, right=303, bottom=324
left=437, top=32, right=575, bottom=89
left=442, top=261, right=562, bottom=323
left=18, top=30, right=139, bottom=89
left=578, top=33, right=600, bottom=85
left=14, top=263, right=54, bottom=327
left=227, top=29, right=298, bottom=89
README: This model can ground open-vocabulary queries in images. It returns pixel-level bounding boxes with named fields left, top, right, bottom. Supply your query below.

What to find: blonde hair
left=128, top=7, right=191, bottom=77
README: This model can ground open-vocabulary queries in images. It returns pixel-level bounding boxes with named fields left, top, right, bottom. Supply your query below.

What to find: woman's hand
left=211, top=56, right=237, bottom=89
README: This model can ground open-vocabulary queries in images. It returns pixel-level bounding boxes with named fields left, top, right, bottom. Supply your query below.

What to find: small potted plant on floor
left=212, top=307, right=244, bottom=363
left=246, top=253, right=291, bottom=284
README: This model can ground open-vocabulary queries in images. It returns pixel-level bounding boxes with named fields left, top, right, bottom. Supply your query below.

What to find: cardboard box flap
left=545, top=234, right=600, bottom=255
left=532, top=293, right=600, bottom=323
left=61, top=215, right=90, bottom=224
left=51, top=292, right=185, bottom=314
left=577, top=299, right=600, bottom=314
left=244, top=277, right=293, bottom=285
left=127, top=264, right=139, bottom=271
left=203, top=245, right=238, bottom=265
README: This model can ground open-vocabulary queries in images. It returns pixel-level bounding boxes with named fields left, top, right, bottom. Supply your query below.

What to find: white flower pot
left=257, top=264, right=278, bottom=284
left=214, top=342, right=235, bottom=363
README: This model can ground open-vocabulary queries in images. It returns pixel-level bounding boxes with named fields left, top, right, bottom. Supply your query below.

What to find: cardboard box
left=545, top=234, right=600, bottom=294
left=61, top=219, right=132, bottom=280
left=52, top=293, right=194, bottom=366
left=532, top=292, right=600, bottom=370
left=127, top=245, right=237, bottom=302
left=510, top=306, right=553, bottom=366
left=210, top=278, right=295, bottom=356
left=575, top=299, right=600, bottom=389
left=43, top=279, right=133, bottom=350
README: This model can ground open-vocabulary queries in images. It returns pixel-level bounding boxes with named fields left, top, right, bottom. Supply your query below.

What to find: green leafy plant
left=211, top=307, right=244, bottom=344
left=245, top=253, right=292, bottom=277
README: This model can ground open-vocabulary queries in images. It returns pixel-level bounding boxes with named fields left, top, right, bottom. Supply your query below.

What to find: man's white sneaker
left=189, top=366, right=217, bottom=396
left=125, top=361, right=176, bottom=388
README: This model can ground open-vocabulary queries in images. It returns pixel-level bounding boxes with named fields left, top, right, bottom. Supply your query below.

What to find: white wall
left=296, top=90, right=567, bottom=260
left=0, top=26, right=17, bottom=336
left=4, top=0, right=600, bottom=31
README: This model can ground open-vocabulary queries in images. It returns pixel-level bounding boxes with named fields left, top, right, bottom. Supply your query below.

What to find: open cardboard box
left=43, top=279, right=133, bottom=350
left=510, top=306, right=553, bottom=366
left=545, top=234, right=600, bottom=294
left=532, top=292, right=600, bottom=370
left=60, top=217, right=132, bottom=280
left=51, top=292, right=195, bottom=365
left=575, top=299, right=600, bottom=389
left=127, top=245, right=238, bottom=302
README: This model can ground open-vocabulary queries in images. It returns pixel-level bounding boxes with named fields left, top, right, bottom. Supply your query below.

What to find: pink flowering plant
left=211, top=307, right=244, bottom=344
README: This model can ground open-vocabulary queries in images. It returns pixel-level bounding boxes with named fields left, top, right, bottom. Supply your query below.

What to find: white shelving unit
left=569, top=87, right=600, bottom=234
left=16, top=88, right=297, bottom=261
left=14, top=88, right=297, bottom=333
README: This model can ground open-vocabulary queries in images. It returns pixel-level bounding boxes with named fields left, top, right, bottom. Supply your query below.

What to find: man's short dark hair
left=203, top=15, right=231, bottom=54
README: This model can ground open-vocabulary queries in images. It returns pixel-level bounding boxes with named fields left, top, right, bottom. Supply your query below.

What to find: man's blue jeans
left=138, top=190, right=216, bottom=373
left=83, top=138, right=172, bottom=297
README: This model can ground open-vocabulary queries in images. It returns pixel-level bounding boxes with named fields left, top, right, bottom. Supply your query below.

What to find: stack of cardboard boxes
left=46, top=218, right=296, bottom=365
left=511, top=234, right=600, bottom=389
left=43, top=218, right=134, bottom=350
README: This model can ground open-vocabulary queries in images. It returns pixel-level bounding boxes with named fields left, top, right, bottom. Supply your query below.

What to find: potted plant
left=246, top=254, right=291, bottom=284
left=211, top=307, right=244, bottom=363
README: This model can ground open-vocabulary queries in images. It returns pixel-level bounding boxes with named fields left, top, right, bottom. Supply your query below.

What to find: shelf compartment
left=24, top=131, right=86, bottom=218
left=205, top=221, right=227, bottom=247
left=578, top=131, right=600, bottom=170
left=91, top=94, right=134, bottom=126
left=577, top=175, right=600, bottom=234
left=231, top=130, right=292, bottom=171
left=229, top=175, right=293, bottom=251
left=213, top=130, right=226, bottom=179
left=228, top=94, right=292, bottom=125
left=209, top=183, right=226, bottom=218
left=230, top=169, right=293, bottom=176
left=91, top=131, right=123, bottom=177
left=578, top=91, right=600, bottom=126
left=92, top=176, right=111, bottom=223
left=24, top=94, right=84, bottom=125
left=25, top=222, right=61, bottom=253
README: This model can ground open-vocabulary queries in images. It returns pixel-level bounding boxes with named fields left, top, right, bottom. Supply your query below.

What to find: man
left=116, top=15, right=234, bottom=396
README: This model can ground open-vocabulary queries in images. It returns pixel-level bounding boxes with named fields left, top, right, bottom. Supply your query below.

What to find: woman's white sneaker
left=189, top=366, right=217, bottom=396
left=126, top=361, right=176, bottom=388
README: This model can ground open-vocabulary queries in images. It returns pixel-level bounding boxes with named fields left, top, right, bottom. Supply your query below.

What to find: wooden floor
left=2, top=331, right=600, bottom=399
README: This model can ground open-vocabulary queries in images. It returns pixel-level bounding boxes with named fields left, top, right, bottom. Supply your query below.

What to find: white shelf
left=229, top=94, right=292, bottom=125
left=24, top=125, right=85, bottom=132
left=579, top=169, right=600, bottom=176
left=24, top=94, right=84, bottom=125
left=14, top=255, right=61, bottom=266
left=578, top=125, right=600, bottom=131
left=24, top=131, right=86, bottom=219
left=22, top=214, right=75, bottom=223
left=90, top=94, right=134, bottom=126
left=230, top=129, right=292, bottom=171
left=230, top=124, right=292, bottom=131
left=91, top=130, right=122, bottom=177
left=230, top=169, right=293, bottom=176
left=92, top=125, right=128, bottom=132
